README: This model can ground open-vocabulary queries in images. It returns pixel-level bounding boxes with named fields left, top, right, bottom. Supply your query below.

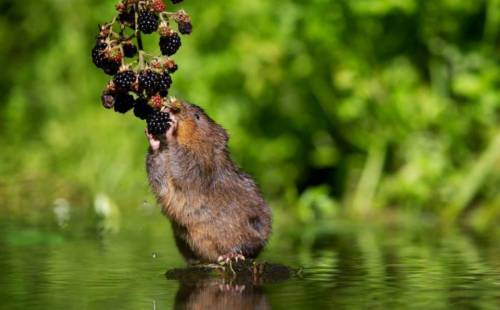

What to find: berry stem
left=159, top=13, right=169, bottom=24
left=160, top=12, right=178, bottom=24
left=119, top=45, right=125, bottom=66
left=139, top=51, right=146, bottom=70
left=134, top=5, right=144, bottom=51
left=109, top=31, right=121, bottom=40
left=142, top=51, right=156, bottom=57
left=161, top=12, right=177, bottom=18
left=109, top=16, right=118, bottom=27
left=134, top=3, right=145, bottom=70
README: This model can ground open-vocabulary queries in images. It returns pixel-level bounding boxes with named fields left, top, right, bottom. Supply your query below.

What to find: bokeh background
left=1, top=0, right=498, bottom=231
left=1, top=1, right=500, bottom=309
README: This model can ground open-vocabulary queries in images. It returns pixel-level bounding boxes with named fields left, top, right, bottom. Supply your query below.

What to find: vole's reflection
left=167, top=262, right=295, bottom=309
left=173, top=277, right=271, bottom=310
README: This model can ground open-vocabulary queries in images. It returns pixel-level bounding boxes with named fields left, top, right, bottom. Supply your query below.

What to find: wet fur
left=146, top=101, right=272, bottom=263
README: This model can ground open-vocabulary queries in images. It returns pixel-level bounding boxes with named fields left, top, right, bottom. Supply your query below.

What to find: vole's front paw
left=166, top=114, right=178, bottom=143
left=217, top=253, right=246, bottom=265
left=145, top=128, right=160, bottom=152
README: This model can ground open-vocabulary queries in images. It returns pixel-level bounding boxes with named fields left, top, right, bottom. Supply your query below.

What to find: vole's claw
left=217, top=253, right=246, bottom=265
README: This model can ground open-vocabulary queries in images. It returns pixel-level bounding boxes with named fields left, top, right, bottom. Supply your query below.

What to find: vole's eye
left=195, top=113, right=200, bottom=120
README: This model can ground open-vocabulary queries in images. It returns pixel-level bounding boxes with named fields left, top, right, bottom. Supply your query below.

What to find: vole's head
left=167, top=100, right=228, bottom=152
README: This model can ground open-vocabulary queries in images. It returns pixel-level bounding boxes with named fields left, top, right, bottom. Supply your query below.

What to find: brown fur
left=146, top=101, right=272, bottom=263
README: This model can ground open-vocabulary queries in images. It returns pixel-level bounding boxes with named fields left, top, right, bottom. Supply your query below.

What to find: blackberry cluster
left=160, top=33, right=182, bottom=56
left=147, top=111, right=171, bottom=135
left=92, top=0, right=192, bottom=125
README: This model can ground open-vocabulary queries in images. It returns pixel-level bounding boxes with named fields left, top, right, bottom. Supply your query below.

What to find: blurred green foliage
left=0, top=0, right=499, bottom=230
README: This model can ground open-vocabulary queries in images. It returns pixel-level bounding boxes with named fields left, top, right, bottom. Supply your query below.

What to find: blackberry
left=119, top=9, right=136, bottom=28
left=101, top=93, right=115, bottom=109
left=101, top=82, right=117, bottom=108
left=107, top=47, right=123, bottom=63
left=178, top=21, right=192, bottom=35
left=138, top=70, right=160, bottom=95
left=113, top=70, right=136, bottom=91
left=147, top=111, right=171, bottom=135
left=171, top=0, right=183, bottom=3
left=113, top=92, right=135, bottom=113
left=122, top=42, right=137, bottom=58
left=92, top=42, right=108, bottom=68
left=91, top=41, right=122, bottom=76
left=167, top=64, right=178, bottom=73
left=134, top=97, right=155, bottom=120
left=138, top=10, right=159, bottom=34
left=157, top=71, right=172, bottom=96
left=159, top=33, right=181, bottom=56
left=102, top=59, right=121, bottom=76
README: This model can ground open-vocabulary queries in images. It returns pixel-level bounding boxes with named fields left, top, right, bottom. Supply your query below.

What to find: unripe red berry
left=107, top=46, right=123, bottom=63
left=152, top=0, right=167, bottom=13
left=149, top=94, right=164, bottom=109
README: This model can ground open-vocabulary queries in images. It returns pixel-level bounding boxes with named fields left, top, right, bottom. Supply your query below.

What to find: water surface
left=1, top=208, right=499, bottom=309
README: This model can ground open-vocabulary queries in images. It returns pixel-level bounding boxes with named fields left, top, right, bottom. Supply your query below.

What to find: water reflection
left=173, top=277, right=270, bottom=310
left=167, top=262, right=295, bottom=309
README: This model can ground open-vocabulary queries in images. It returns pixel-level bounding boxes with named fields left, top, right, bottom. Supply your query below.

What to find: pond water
left=0, top=206, right=499, bottom=309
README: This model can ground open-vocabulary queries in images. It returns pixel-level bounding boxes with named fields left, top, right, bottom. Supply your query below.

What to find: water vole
left=145, top=100, right=272, bottom=263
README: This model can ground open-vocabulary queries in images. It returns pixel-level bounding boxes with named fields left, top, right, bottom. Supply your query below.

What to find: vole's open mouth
left=164, top=106, right=174, bottom=117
